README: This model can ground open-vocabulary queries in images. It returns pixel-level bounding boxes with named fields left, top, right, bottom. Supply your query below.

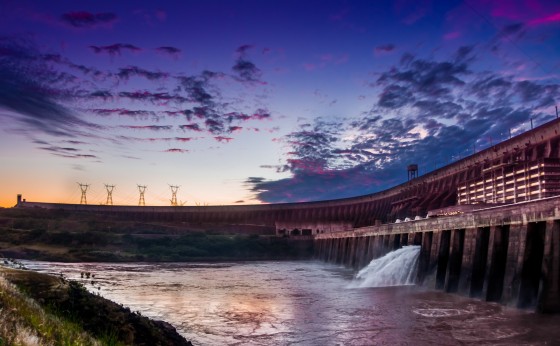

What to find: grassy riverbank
left=0, top=264, right=192, bottom=345
left=0, top=208, right=313, bottom=262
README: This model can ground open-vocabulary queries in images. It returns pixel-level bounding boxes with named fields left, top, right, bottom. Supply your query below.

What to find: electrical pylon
left=169, top=185, right=180, bottom=206
left=137, top=185, right=147, bottom=206
left=105, top=184, right=115, bottom=205
left=77, top=183, right=89, bottom=205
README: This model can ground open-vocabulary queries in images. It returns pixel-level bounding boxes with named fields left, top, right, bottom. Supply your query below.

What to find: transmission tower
left=104, top=184, right=115, bottom=205
left=169, top=185, right=180, bottom=206
left=77, top=183, right=89, bottom=205
left=137, top=185, right=147, bottom=206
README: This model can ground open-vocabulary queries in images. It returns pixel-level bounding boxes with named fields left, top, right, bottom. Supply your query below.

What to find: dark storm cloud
left=377, top=85, right=413, bottom=108
left=214, top=136, right=234, bottom=143
left=120, top=125, right=172, bottom=131
left=375, top=44, right=395, bottom=54
left=205, top=118, right=224, bottom=133
left=236, top=45, right=254, bottom=55
left=0, top=37, right=98, bottom=137
left=87, top=90, right=113, bottom=100
left=179, top=123, right=203, bottom=132
left=232, top=44, right=263, bottom=83
left=89, top=43, right=141, bottom=56
left=2, top=37, right=270, bottom=158
left=245, top=177, right=266, bottom=185
left=118, top=91, right=187, bottom=104
left=413, top=100, right=464, bottom=120
left=177, top=72, right=220, bottom=105
left=155, top=46, right=181, bottom=58
left=117, top=66, right=169, bottom=81
left=38, top=145, right=98, bottom=159
left=89, top=108, right=157, bottom=119
left=42, top=53, right=109, bottom=79
left=60, top=11, right=117, bottom=28
left=232, top=59, right=263, bottom=83
left=376, top=50, right=471, bottom=101
left=117, top=136, right=197, bottom=143
left=228, top=126, right=243, bottom=133
left=40, top=146, right=79, bottom=153
left=176, top=67, right=271, bottom=134
left=499, top=23, right=525, bottom=40
left=248, top=46, right=560, bottom=203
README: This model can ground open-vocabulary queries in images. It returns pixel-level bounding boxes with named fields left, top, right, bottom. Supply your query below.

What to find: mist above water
left=350, top=245, right=421, bottom=288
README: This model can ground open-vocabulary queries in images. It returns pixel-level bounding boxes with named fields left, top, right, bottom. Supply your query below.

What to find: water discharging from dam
left=350, top=245, right=421, bottom=288
left=23, top=259, right=560, bottom=345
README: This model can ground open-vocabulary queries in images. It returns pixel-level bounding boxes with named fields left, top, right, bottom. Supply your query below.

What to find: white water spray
left=349, top=245, right=421, bottom=288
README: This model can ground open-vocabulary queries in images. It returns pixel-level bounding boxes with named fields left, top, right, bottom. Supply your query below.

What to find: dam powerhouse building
left=15, top=117, right=560, bottom=312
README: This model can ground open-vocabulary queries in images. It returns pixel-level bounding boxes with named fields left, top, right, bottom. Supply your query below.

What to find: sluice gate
left=314, top=197, right=560, bottom=312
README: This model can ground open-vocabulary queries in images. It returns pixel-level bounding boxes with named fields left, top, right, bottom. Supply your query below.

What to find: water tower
left=407, top=164, right=418, bottom=181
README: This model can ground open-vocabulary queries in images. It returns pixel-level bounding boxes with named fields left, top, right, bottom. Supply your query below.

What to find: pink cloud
left=529, top=12, right=560, bottom=26
left=214, top=136, right=233, bottom=143
left=443, top=31, right=461, bottom=40
left=394, top=0, right=432, bottom=25
left=155, top=9, right=167, bottom=22
left=303, top=53, right=349, bottom=71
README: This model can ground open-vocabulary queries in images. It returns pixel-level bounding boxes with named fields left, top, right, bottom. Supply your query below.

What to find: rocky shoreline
left=0, top=262, right=193, bottom=345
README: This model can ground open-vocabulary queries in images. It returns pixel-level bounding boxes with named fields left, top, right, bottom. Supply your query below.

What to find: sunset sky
left=1, top=0, right=559, bottom=207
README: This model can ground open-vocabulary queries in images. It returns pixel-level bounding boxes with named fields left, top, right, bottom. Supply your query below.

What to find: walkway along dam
left=16, top=118, right=560, bottom=311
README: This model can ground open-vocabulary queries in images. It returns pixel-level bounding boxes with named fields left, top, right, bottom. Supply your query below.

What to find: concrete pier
left=314, top=196, right=560, bottom=312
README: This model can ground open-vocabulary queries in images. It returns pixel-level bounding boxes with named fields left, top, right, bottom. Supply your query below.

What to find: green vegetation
left=0, top=266, right=191, bottom=345
left=0, top=274, right=99, bottom=345
left=0, top=208, right=313, bottom=262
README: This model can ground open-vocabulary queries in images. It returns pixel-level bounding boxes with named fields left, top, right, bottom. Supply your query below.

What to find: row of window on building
left=457, top=158, right=560, bottom=205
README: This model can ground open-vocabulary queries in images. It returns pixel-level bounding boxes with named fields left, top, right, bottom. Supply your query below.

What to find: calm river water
left=22, top=260, right=560, bottom=345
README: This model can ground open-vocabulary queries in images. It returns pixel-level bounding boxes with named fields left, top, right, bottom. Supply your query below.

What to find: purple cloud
left=165, top=148, right=188, bottom=153
left=155, top=46, right=181, bottom=59
left=247, top=46, right=559, bottom=203
left=0, top=37, right=99, bottom=137
left=60, top=11, right=117, bottom=28
left=89, top=43, right=141, bottom=56
left=214, top=136, right=234, bottom=143
left=118, top=91, right=186, bottom=104
left=121, top=125, right=172, bottom=131
left=375, top=44, right=396, bottom=55
left=179, top=123, right=203, bottom=132
left=117, top=66, right=169, bottom=81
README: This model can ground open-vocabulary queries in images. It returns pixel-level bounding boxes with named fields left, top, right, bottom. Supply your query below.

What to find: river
left=22, top=259, right=560, bottom=345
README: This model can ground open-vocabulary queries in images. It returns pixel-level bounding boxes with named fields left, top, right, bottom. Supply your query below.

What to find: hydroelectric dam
left=16, top=118, right=560, bottom=312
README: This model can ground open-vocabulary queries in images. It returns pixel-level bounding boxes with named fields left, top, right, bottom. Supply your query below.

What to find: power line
left=104, top=184, right=115, bottom=205
left=137, top=185, right=147, bottom=206
left=169, top=184, right=180, bottom=206
left=77, top=183, right=89, bottom=205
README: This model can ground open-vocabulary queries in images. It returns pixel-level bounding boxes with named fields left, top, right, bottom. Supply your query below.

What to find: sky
left=0, top=0, right=559, bottom=207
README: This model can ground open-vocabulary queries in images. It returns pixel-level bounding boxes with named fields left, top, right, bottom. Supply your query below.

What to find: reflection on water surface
left=23, top=261, right=560, bottom=345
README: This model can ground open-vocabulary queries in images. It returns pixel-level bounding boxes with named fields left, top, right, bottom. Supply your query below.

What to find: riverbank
left=0, top=208, right=313, bottom=262
left=0, top=262, right=192, bottom=345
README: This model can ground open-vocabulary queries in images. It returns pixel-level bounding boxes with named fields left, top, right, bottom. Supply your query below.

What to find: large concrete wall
left=18, top=118, right=560, bottom=231
left=314, top=196, right=560, bottom=312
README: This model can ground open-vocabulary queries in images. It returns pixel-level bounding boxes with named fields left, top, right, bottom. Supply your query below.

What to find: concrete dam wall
left=314, top=197, right=560, bottom=312
left=17, top=119, right=560, bottom=232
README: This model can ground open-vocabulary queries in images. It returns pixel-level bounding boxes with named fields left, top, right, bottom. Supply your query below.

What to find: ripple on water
left=451, top=326, right=531, bottom=342
left=412, top=308, right=473, bottom=318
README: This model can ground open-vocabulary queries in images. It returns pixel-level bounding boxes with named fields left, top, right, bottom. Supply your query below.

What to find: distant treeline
left=0, top=208, right=312, bottom=262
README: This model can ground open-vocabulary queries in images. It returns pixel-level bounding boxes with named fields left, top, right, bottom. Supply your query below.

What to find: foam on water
left=349, top=245, right=421, bottom=288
